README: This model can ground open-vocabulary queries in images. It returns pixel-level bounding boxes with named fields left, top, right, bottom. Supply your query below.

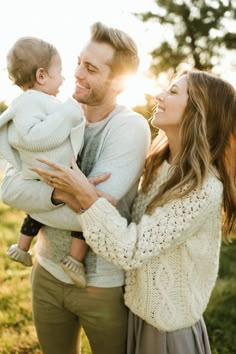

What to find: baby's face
left=44, top=53, right=64, bottom=96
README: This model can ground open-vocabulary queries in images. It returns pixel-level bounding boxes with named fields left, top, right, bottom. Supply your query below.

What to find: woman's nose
left=154, top=93, right=164, bottom=103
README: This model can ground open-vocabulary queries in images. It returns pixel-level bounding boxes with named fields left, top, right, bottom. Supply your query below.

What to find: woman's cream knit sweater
left=80, top=161, right=223, bottom=331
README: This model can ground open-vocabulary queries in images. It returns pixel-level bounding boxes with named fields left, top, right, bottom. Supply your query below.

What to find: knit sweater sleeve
left=79, top=176, right=223, bottom=270
left=1, top=163, right=82, bottom=230
left=1, top=164, right=57, bottom=211
left=11, top=92, right=85, bottom=151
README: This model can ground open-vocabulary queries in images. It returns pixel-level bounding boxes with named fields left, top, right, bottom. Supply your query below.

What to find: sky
left=0, top=0, right=160, bottom=107
left=0, top=0, right=235, bottom=107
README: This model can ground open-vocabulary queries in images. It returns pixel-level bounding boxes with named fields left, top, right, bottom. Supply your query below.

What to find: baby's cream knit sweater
left=0, top=90, right=85, bottom=178
left=80, top=161, right=223, bottom=331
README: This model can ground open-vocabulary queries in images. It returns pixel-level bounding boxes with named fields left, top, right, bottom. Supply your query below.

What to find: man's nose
left=74, top=65, right=85, bottom=79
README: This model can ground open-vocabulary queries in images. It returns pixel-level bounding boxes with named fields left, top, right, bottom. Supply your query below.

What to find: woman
left=31, top=70, right=236, bottom=354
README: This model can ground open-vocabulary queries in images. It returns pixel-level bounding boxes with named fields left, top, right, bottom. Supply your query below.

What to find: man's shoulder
left=103, top=106, right=151, bottom=145
left=109, top=105, right=149, bottom=129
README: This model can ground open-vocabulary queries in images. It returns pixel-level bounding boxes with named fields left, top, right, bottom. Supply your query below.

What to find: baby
left=0, top=36, right=88, bottom=288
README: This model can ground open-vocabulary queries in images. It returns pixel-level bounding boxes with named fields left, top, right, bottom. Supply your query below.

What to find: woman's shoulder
left=206, top=168, right=223, bottom=188
left=200, top=169, right=223, bottom=202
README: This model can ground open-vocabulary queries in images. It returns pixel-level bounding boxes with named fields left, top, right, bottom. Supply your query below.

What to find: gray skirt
left=127, top=311, right=211, bottom=354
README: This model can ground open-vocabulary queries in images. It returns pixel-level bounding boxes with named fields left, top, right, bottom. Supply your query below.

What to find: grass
left=204, top=237, right=236, bottom=354
left=0, top=194, right=235, bottom=353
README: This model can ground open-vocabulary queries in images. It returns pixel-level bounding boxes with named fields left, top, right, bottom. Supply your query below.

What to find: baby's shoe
left=60, top=255, right=86, bottom=288
left=7, top=244, right=33, bottom=267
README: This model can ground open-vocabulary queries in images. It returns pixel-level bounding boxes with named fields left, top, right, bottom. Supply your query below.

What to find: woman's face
left=151, top=75, right=189, bottom=134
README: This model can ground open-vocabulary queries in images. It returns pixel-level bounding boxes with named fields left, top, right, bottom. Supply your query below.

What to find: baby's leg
left=6, top=214, right=43, bottom=267
left=70, top=237, right=89, bottom=262
left=7, top=233, right=34, bottom=267
left=61, top=233, right=88, bottom=288
left=17, top=232, right=33, bottom=251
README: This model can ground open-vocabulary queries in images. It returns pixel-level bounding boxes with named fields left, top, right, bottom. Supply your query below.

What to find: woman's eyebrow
left=168, top=84, right=178, bottom=91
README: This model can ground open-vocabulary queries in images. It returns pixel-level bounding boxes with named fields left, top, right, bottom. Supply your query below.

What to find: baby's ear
left=35, top=68, right=47, bottom=84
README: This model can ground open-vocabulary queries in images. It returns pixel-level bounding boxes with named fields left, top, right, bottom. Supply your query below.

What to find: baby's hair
left=7, top=36, right=58, bottom=88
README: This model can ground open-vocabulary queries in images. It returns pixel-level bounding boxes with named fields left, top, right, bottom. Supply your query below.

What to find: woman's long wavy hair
left=141, top=70, right=236, bottom=239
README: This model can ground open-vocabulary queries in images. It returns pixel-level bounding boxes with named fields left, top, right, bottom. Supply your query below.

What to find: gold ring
left=48, top=177, right=53, bottom=185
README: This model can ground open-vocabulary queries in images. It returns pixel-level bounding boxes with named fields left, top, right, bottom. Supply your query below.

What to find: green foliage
left=0, top=101, right=8, bottom=113
left=133, top=94, right=159, bottom=140
left=204, top=241, right=236, bottom=354
left=135, top=0, right=236, bottom=77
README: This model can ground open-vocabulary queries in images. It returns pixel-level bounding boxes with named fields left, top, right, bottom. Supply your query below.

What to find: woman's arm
left=79, top=179, right=222, bottom=270
left=30, top=158, right=223, bottom=270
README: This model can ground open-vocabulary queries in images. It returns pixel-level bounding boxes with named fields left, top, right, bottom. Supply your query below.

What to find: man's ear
left=111, top=76, right=126, bottom=94
left=35, top=68, right=47, bottom=85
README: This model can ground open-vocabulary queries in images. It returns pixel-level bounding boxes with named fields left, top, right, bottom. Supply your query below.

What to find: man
left=1, top=22, right=151, bottom=354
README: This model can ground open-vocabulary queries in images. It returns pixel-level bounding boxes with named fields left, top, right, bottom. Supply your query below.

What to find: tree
left=136, top=0, right=236, bottom=77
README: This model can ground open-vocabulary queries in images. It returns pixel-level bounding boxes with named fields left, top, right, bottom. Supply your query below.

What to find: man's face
left=73, top=41, right=116, bottom=106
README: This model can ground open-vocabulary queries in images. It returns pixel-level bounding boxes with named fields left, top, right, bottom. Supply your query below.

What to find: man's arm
left=1, top=113, right=151, bottom=230
left=1, top=164, right=57, bottom=212
left=29, top=113, right=151, bottom=229
left=1, top=164, right=82, bottom=231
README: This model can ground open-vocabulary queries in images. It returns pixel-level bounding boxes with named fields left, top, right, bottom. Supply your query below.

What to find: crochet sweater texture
left=0, top=90, right=85, bottom=178
left=80, top=161, right=223, bottom=331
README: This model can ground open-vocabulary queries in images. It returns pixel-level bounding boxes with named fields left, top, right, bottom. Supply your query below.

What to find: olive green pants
left=30, top=262, right=128, bottom=354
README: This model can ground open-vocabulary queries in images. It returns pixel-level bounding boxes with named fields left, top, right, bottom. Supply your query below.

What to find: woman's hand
left=30, top=157, right=110, bottom=209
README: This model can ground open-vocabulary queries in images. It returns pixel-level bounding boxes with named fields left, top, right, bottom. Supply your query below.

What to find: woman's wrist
left=77, top=194, right=98, bottom=210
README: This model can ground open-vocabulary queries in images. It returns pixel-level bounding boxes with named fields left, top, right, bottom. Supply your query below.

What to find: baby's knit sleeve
left=79, top=176, right=223, bottom=270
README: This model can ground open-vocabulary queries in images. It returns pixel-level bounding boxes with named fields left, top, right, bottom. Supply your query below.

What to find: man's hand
left=52, top=188, right=82, bottom=213
left=96, top=189, right=117, bottom=206
left=51, top=188, right=65, bottom=205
